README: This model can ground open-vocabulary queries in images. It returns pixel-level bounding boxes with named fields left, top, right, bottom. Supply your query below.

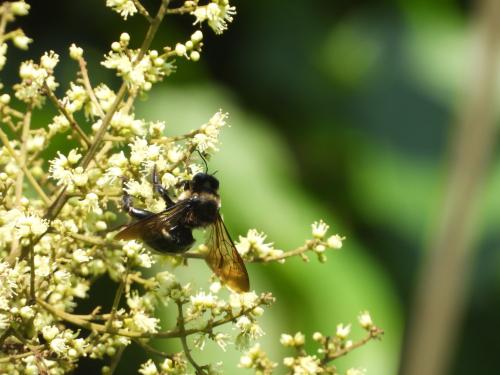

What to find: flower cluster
left=240, top=312, right=383, bottom=375
left=0, top=1, right=381, bottom=374
left=235, top=221, right=344, bottom=264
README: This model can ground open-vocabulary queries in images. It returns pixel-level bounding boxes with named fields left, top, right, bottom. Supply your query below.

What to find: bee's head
left=190, top=173, right=219, bottom=194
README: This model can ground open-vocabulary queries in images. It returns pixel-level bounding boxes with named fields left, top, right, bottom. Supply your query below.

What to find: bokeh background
left=7, top=0, right=500, bottom=374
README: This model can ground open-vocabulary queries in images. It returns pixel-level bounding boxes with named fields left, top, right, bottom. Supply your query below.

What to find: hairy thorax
left=185, top=192, right=220, bottom=227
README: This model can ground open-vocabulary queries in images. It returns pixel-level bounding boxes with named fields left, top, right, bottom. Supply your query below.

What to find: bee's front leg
left=152, top=165, right=175, bottom=207
left=122, top=179, right=154, bottom=220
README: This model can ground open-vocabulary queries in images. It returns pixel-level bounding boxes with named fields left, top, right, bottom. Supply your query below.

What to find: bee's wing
left=205, top=213, right=250, bottom=293
left=115, top=201, right=191, bottom=241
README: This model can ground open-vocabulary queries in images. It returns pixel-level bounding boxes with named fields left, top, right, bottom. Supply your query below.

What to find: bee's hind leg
left=152, top=165, right=175, bottom=208
left=122, top=179, right=154, bottom=220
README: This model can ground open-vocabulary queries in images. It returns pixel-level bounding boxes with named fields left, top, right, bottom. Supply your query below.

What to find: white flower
left=312, top=332, right=323, bottom=342
left=358, top=311, right=373, bottom=329
left=35, top=255, right=51, bottom=277
left=42, top=325, right=59, bottom=341
left=214, top=332, right=229, bottom=351
left=132, top=310, right=159, bottom=333
left=280, top=333, right=294, bottom=347
left=192, top=2, right=236, bottom=35
left=191, top=30, right=204, bottom=43
left=311, top=220, right=329, bottom=239
left=13, top=35, right=32, bottom=50
left=15, top=213, right=48, bottom=237
left=40, top=51, right=59, bottom=70
left=0, top=313, right=9, bottom=330
left=50, top=337, right=68, bottom=354
left=336, top=323, right=351, bottom=339
left=229, top=291, right=258, bottom=311
left=175, top=43, right=187, bottom=57
left=192, top=111, right=228, bottom=152
left=137, top=252, right=154, bottom=268
left=327, top=234, right=343, bottom=249
left=294, top=332, right=305, bottom=346
left=139, top=359, right=158, bottom=375
left=296, top=355, right=321, bottom=374
left=239, top=355, right=253, bottom=368
left=69, top=43, right=83, bottom=60
left=19, top=306, right=34, bottom=319
left=106, top=0, right=137, bottom=19
left=11, top=1, right=30, bottom=16
left=73, top=249, right=91, bottom=263
left=210, top=281, right=222, bottom=293
left=190, top=291, right=217, bottom=312
left=236, top=229, right=283, bottom=260
left=129, top=137, right=162, bottom=165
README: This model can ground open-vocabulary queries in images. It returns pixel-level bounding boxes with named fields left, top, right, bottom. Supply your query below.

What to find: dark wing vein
left=205, top=213, right=250, bottom=293
left=115, top=200, right=191, bottom=241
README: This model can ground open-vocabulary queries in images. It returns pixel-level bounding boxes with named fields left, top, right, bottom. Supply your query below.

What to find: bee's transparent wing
left=205, top=214, right=250, bottom=293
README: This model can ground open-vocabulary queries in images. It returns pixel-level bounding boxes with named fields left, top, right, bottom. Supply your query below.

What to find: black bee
left=115, top=166, right=250, bottom=293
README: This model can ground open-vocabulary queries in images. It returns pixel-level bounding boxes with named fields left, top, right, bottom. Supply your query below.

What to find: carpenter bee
left=115, top=166, right=250, bottom=293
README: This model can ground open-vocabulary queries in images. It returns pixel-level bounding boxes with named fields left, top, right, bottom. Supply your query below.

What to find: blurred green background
left=7, top=0, right=500, bottom=374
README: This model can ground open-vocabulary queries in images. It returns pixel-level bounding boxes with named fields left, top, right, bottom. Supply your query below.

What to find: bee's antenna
left=196, top=149, right=209, bottom=174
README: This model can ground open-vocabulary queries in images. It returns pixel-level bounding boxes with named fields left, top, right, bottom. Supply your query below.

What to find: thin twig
left=0, top=128, right=50, bottom=205
left=105, top=268, right=128, bottom=331
left=0, top=346, right=46, bottom=363
left=108, top=345, right=125, bottom=375
left=43, top=82, right=91, bottom=148
left=37, top=295, right=271, bottom=340
left=134, top=339, right=173, bottom=358
left=176, top=301, right=206, bottom=374
left=321, top=327, right=384, bottom=365
left=77, top=56, right=105, bottom=117
left=132, top=0, right=153, bottom=23
left=166, top=6, right=195, bottom=15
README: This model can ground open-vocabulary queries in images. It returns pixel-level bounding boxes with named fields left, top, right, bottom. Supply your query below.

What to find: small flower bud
left=95, top=221, right=107, bottom=231
left=111, top=41, right=121, bottom=51
left=20, top=306, right=34, bottom=319
left=312, top=332, right=323, bottom=342
left=190, top=51, right=200, bottom=62
left=185, top=41, right=194, bottom=50
left=191, top=30, right=203, bottom=43
left=314, top=244, right=326, bottom=253
left=175, top=43, right=187, bottom=57
left=13, top=35, right=32, bottom=50
left=280, top=333, right=294, bottom=347
left=120, top=32, right=130, bottom=44
left=294, top=332, right=305, bottom=346
left=283, top=357, right=294, bottom=367
left=239, top=355, right=253, bottom=368
left=327, top=234, right=343, bottom=249
left=0, top=94, right=10, bottom=104
left=42, top=325, right=59, bottom=341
